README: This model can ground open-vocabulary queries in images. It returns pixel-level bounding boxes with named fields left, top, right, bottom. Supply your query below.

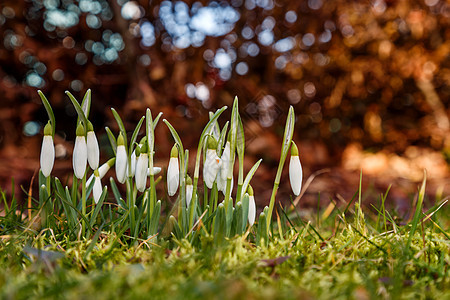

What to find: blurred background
left=1, top=0, right=450, bottom=210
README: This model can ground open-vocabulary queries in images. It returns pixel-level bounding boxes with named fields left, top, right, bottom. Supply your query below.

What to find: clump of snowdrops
left=37, top=90, right=303, bottom=246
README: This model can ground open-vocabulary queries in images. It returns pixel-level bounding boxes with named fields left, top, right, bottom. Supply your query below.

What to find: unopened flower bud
left=289, top=142, right=302, bottom=196
left=40, top=121, right=55, bottom=177
left=73, top=123, right=87, bottom=179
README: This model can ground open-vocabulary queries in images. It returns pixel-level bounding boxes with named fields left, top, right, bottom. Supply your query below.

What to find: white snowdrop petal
left=86, top=174, right=94, bottom=188
left=248, top=195, right=256, bottom=226
left=216, top=171, right=226, bottom=193
left=87, top=161, right=112, bottom=189
left=98, top=162, right=111, bottom=179
left=73, top=136, right=87, bottom=179
left=289, top=155, right=303, bottom=196
left=135, top=153, right=148, bottom=192
left=40, top=135, right=55, bottom=177
left=167, top=157, right=179, bottom=196
left=148, top=167, right=161, bottom=175
left=186, top=184, right=193, bottom=208
left=203, top=149, right=221, bottom=189
left=220, top=142, right=231, bottom=180
left=93, top=175, right=102, bottom=204
left=115, top=145, right=128, bottom=184
left=127, top=150, right=136, bottom=177
left=87, top=131, right=100, bottom=170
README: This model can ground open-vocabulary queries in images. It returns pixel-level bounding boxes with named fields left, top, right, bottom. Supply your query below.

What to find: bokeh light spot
left=23, top=121, right=40, bottom=137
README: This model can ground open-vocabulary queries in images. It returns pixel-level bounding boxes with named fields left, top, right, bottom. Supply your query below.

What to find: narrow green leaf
left=241, top=193, right=249, bottom=232
left=89, top=186, right=108, bottom=227
left=153, top=112, right=163, bottom=129
left=163, top=119, right=184, bottom=152
left=105, top=127, right=117, bottom=155
left=109, top=177, right=123, bottom=204
left=83, top=223, right=104, bottom=260
left=217, top=121, right=229, bottom=154
left=37, top=90, right=56, bottom=137
left=240, top=159, right=262, bottom=200
left=130, top=116, right=145, bottom=154
left=256, top=212, right=267, bottom=247
left=170, top=215, right=183, bottom=240
left=66, top=91, right=88, bottom=127
left=149, top=200, right=161, bottom=236
left=110, top=108, right=127, bottom=147
left=406, top=170, right=427, bottom=252
left=81, top=89, right=91, bottom=119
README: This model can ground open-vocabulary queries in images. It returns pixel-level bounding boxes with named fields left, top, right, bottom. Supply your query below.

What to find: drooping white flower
left=86, top=122, right=99, bottom=170
left=115, top=133, right=127, bottom=184
left=185, top=175, right=193, bottom=208
left=40, top=122, right=55, bottom=177
left=135, top=143, right=149, bottom=192
left=147, top=167, right=161, bottom=176
left=217, top=140, right=232, bottom=194
left=203, top=137, right=221, bottom=189
left=73, top=123, right=87, bottom=179
left=93, top=170, right=103, bottom=204
left=129, top=149, right=137, bottom=177
left=167, top=145, right=179, bottom=196
left=220, top=141, right=231, bottom=180
left=216, top=171, right=225, bottom=193
left=247, top=185, right=256, bottom=226
left=217, top=171, right=233, bottom=195
left=86, top=158, right=115, bottom=188
left=289, top=142, right=303, bottom=196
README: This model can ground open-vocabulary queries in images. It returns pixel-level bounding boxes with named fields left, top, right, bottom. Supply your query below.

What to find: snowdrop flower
left=247, top=185, right=256, bottom=226
left=203, top=136, right=221, bottom=189
left=147, top=167, right=161, bottom=176
left=289, top=142, right=303, bottom=196
left=167, top=145, right=179, bottom=196
left=40, top=121, right=55, bottom=177
left=220, top=141, right=231, bottom=180
left=93, top=169, right=103, bottom=204
left=217, top=172, right=233, bottom=195
left=129, top=149, right=137, bottom=177
left=86, top=158, right=115, bottom=188
left=217, top=140, right=232, bottom=194
left=135, top=143, right=149, bottom=192
left=216, top=171, right=225, bottom=193
left=86, top=121, right=99, bottom=170
left=115, top=133, right=127, bottom=184
left=73, top=123, right=87, bottom=179
left=185, top=175, right=193, bottom=208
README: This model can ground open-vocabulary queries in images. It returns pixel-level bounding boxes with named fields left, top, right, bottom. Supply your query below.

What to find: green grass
left=1, top=180, right=449, bottom=300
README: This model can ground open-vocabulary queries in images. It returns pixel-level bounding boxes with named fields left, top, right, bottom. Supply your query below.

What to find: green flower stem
left=224, top=177, right=233, bottom=224
left=44, top=175, right=51, bottom=228
left=148, top=174, right=155, bottom=233
left=266, top=106, right=295, bottom=231
left=46, top=174, right=51, bottom=196
left=224, top=98, right=238, bottom=213
left=126, top=178, right=135, bottom=239
left=212, top=181, right=218, bottom=211
left=146, top=109, right=156, bottom=234
left=203, top=182, right=209, bottom=212
left=236, top=116, right=245, bottom=203
left=81, top=172, right=87, bottom=237
left=71, top=175, right=78, bottom=207
left=191, top=150, right=202, bottom=210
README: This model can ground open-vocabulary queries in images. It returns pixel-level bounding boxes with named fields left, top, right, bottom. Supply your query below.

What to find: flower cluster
left=38, top=90, right=303, bottom=243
